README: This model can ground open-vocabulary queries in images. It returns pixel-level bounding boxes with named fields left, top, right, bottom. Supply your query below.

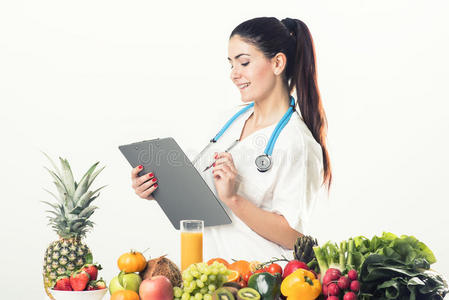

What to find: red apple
left=139, top=276, right=173, bottom=300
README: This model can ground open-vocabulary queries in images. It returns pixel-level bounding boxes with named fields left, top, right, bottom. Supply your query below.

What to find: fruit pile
left=321, top=268, right=359, bottom=300
left=109, top=250, right=146, bottom=299
left=110, top=250, right=183, bottom=300
left=52, top=263, right=106, bottom=291
left=174, top=261, right=232, bottom=300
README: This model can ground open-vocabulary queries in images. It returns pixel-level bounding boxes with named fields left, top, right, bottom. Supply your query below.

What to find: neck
left=250, top=88, right=291, bottom=128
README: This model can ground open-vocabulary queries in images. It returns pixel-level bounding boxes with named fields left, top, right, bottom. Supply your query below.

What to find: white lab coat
left=192, top=103, right=324, bottom=263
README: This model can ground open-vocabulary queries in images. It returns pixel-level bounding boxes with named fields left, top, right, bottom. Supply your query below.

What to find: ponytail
left=281, top=18, right=332, bottom=189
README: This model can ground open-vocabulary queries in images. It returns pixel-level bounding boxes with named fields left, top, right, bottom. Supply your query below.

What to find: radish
left=328, top=283, right=340, bottom=296
left=322, top=274, right=333, bottom=286
left=337, top=276, right=350, bottom=290
left=326, top=268, right=341, bottom=281
left=343, top=291, right=357, bottom=300
left=328, top=297, right=339, bottom=300
left=350, top=280, right=360, bottom=292
left=348, top=269, right=358, bottom=281
left=322, top=283, right=328, bottom=296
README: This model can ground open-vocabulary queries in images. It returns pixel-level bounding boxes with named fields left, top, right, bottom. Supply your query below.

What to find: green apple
left=109, top=271, right=142, bottom=295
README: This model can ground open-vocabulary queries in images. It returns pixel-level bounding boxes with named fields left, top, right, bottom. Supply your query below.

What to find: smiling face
left=228, top=35, right=278, bottom=103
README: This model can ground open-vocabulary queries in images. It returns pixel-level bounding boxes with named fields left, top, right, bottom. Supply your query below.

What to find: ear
left=271, top=52, right=287, bottom=76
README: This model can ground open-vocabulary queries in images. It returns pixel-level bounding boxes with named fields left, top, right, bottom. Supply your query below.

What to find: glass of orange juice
left=180, top=220, right=203, bottom=271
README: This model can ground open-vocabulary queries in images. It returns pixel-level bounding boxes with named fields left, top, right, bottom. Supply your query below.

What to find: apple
left=109, top=272, right=142, bottom=295
left=139, top=276, right=173, bottom=300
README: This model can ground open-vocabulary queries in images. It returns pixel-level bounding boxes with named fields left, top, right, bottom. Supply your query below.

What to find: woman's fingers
left=131, top=165, right=143, bottom=178
left=213, top=164, right=235, bottom=179
left=132, top=171, right=155, bottom=189
left=136, top=177, right=158, bottom=194
left=140, top=182, right=158, bottom=199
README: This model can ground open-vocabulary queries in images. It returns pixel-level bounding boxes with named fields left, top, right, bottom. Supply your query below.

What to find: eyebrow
left=227, top=53, right=250, bottom=61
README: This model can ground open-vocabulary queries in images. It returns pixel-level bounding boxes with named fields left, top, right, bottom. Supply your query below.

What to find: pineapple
left=41, top=153, right=105, bottom=293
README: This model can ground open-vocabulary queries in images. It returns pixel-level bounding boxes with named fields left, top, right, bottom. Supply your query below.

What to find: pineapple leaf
left=44, top=167, right=69, bottom=196
left=79, top=206, right=98, bottom=218
left=59, top=157, right=76, bottom=196
left=43, top=188, right=63, bottom=204
left=87, top=166, right=105, bottom=189
left=90, top=185, right=107, bottom=197
left=41, top=201, right=60, bottom=211
left=78, top=191, right=93, bottom=208
left=42, top=151, right=62, bottom=178
left=73, top=162, right=99, bottom=202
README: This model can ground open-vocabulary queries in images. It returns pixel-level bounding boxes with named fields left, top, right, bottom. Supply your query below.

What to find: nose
left=230, top=66, right=241, bottom=81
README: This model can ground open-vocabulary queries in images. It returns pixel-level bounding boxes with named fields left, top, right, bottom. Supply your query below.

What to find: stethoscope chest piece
left=255, top=154, right=272, bottom=172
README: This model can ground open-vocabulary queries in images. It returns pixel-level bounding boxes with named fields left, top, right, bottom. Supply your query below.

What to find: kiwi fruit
left=222, top=282, right=242, bottom=290
left=212, top=287, right=235, bottom=300
left=237, top=287, right=261, bottom=300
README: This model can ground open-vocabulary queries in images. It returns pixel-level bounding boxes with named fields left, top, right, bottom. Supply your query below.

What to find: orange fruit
left=228, top=260, right=250, bottom=275
left=227, top=269, right=240, bottom=282
left=111, top=290, right=139, bottom=300
left=207, top=258, right=230, bottom=267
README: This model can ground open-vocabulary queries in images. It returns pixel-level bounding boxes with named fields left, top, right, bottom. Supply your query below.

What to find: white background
left=1, top=0, right=448, bottom=299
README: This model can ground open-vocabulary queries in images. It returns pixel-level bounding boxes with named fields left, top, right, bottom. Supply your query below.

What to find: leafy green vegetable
left=313, top=232, right=437, bottom=275
left=359, top=254, right=448, bottom=300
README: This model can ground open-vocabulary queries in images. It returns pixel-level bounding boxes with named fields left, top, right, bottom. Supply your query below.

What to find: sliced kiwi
left=222, top=282, right=242, bottom=290
left=223, top=286, right=239, bottom=298
left=212, top=287, right=235, bottom=300
left=237, top=287, right=260, bottom=300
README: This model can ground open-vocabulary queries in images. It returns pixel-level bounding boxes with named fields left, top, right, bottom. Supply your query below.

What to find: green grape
left=195, top=292, right=203, bottom=300
left=189, top=281, right=197, bottom=290
left=185, top=272, right=194, bottom=282
left=208, top=284, right=216, bottom=292
left=196, top=279, right=204, bottom=288
left=190, top=296, right=195, bottom=300
left=200, top=287, right=208, bottom=294
left=204, top=266, right=211, bottom=275
left=204, top=294, right=212, bottom=300
left=211, top=267, right=219, bottom=275
left=212, top=261, right=219, bottom=266
left=219, top=266, right=227, bottom=273
left=174, top=287, right=183, bottom=298
left=175, top=298, right=181, bottom=300
left=182, top=293, right=190, bottom=300
left=192, top=270, right=201, bottom=278
left=208, top=274, right=216, bottom=282
left=200, top=274, right=208, bottom=282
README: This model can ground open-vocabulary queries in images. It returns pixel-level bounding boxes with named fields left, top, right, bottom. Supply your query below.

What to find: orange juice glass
left=180, top=220, right=203, bottom=271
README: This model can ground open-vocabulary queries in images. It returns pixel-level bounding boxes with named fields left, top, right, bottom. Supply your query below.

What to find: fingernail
left=154, top=184, right=158, bottom=188
left=149, top=172, right=154, bottom=177
left=212, top=170, right=214, bottom=173
left=152, top=178, right=157, bottom=182
left=139, top=165, right=143, bottom=169
left=214, top=154, right=218, bottom=159
left=212, top=163, right=216, bottom=167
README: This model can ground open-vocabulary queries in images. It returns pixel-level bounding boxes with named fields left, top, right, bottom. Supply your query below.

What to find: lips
left=238, top=82, right=250, bottom=89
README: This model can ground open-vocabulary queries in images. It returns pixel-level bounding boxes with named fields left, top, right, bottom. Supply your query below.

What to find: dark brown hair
left=230, top=17, right=332, bottom=188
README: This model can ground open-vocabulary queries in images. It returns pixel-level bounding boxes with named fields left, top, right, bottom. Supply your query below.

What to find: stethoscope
left=192, top=95, right=296, bottom=172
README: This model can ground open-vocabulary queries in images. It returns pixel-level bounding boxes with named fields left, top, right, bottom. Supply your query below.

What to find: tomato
left=238, top=280, right=247, bottom=288
left=242, top=271, right=252, bottom=283
left=254, top=267, right=268, bottom=274
left=267, top=263, right=283, bottom=276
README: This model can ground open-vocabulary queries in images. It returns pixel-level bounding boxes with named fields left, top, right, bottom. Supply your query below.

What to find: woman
left=130, top=17, right=331, bottom=262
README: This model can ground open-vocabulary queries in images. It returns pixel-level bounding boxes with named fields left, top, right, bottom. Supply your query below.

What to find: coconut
left=139, top=255, right=182, bottom=287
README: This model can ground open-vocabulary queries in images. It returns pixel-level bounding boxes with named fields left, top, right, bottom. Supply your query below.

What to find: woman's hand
left=212, top=152, right=238, bottom=206
left=131, top=165, right=158, bottom=200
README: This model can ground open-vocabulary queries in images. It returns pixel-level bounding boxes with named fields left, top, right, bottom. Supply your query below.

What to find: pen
left=203, top=139, right=239, bottom=172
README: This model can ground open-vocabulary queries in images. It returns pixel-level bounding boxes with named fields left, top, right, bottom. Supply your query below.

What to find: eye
left=230, top=62, right=250, bottom=69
